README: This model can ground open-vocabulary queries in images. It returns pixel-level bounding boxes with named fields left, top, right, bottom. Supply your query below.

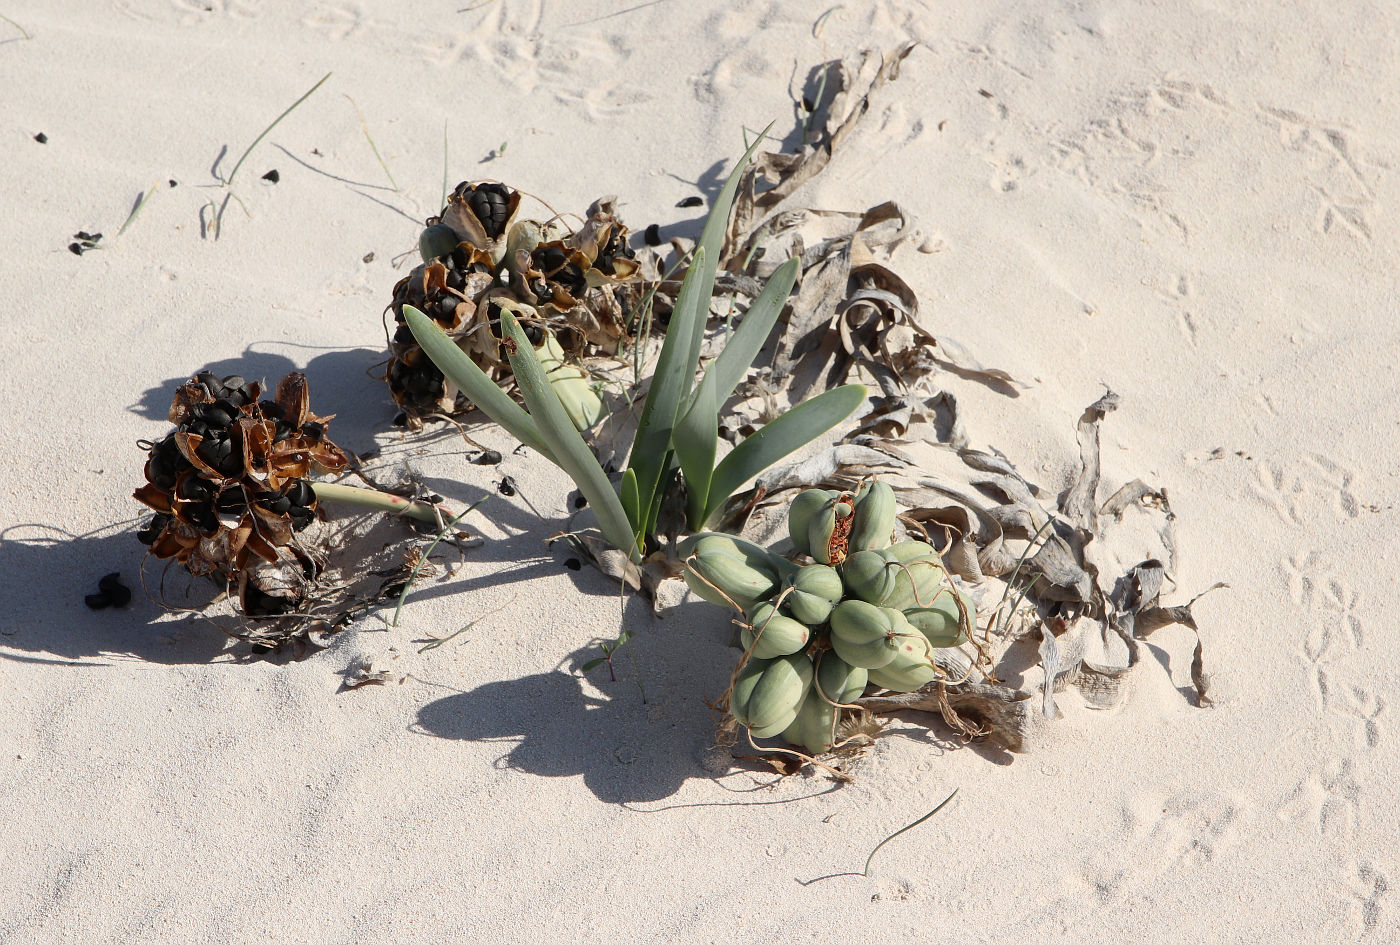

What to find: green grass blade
left=701, top=383, right=866, bottom=526
left=498, top=311, right=640, bottom=561
left=402, top=305, right=553, bottom=461
left=863, top=789, right=957, bottom=877
left=224, top=72, right=331, bottom=186
left=626, top=246, right=709, bottom=531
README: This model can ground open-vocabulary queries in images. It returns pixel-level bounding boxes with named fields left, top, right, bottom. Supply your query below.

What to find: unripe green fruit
left=684, top=551, right=777, bottom=611
left=787, top=489, right=836, bottom=557
left=886, top=540, right=936, bottom=563
left=828, top=599, right=900, bottom=669
left=731, top=653, right=814, bottom=738
left=781, top=564, right=843, bottom=625
left=840, top=549, right=898, bottom=604
left=847, top=480, right=896, bottom=552
left=742, top=603, right=812, bottom=658
left=881, top=553, right=948, bottom=611
left=815, top=651, right=868, bottom=706
left=866, top=623, right=938, bottom=692
left=903, top=591, right=971, bottom=648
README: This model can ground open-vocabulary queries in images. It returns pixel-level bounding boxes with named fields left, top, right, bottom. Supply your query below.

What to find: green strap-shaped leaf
left=673, top=379, right=718, bottom=526
left=619, top=467, right=641, bottom=532
left=698, top=256, right=799, bottom=407
left=682, top=124, right=776, bottom=382
left=700, top=383, right=867, bottom=527
left=497, top=311, right=641, bottom=561
left=626, top=247, right=709, bottom=535
left=402, top=305, right=554, bottom=462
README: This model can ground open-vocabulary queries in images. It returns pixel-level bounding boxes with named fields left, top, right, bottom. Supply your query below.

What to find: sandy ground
left=2, top=1, right=1397, bottom=942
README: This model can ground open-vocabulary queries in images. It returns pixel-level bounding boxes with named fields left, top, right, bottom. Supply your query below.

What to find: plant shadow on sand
left=131, top=343, right=389, bottom=457
left=412, top=591, right=753, bottom=804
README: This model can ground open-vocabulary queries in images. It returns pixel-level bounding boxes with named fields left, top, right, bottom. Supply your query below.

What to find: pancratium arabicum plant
left=404, top=130, right=866, bottom=561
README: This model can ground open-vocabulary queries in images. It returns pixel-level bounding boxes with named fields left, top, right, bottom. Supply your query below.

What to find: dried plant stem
left=311, top=482, right=465, bottom=525
left=863, top=789, right=958, bottom=877
left=0, top=13, right=31, bottom=40
left=390, top=502, right=483, bottom=628
left=117, top=180, right=163, bottom=238
left=344, top=93, right=398, bottom=192
left=223, top=72, right=332, bottom=187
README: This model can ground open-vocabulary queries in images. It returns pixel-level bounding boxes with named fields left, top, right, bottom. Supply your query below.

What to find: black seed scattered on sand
left=98, top=573, right=132, bottom=607
left=262, top=169, right=280, bottom=183
left=470, top=450, right=502, bottom=465
left=169, top=179, right=178, bottom=187
left=34, top=132, right=47, bottom=144
left=362, top=251, right=375, bottom=263
left=573, top=494, right=588, bottom=510
left=676, top=195, right=703, bottom=208
left=84, top=593, right=109, bottom=610
left=564, top=558, right=582, bottom=571
left=392, top=412, right=408, bottom=427
left=644, top=223, right=662, bottom=246
left=497, top=476, right=517, bottom=497
left=68, top=242, right=84, bottom=256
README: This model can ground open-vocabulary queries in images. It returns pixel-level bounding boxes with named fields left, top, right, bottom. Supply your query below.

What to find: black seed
left=97, top=573, right=131, bottom=607
left=677, top=195, right=703, bottom=208
left=137, top=513, right=171, bottom=545
left=393, top=412, right=408, bottom=427
left=287, top=481, right=314, bottom=507
left=300, top=421, right=324, bottom=441
left=644, top=223, right=661, bottom=246
left=196, top=371, right=226, bottom=397
left=564, top=558, right=581, bottom=571
left=34, top=132, right=47, bottom=144
left=202, top=405, right=234, bottom=429
left=75, top=231, right=93, bottom=241
left=169, top=179, right=178, bottom=187
left=262, top=169, right=280, bottom=183
left=497, top=476, right=517, bottom=497
left=289, top=507, right=315, bottom=531
left=393, top=324, right=414, bottom=344
left=362, top=251, right=375, bottom=263
left=470, top=450, right=502, bottom=465
left=84, top=593, right=110, bottom=610
left=573, top=494, right=588, bottom=510
left=177, top=477, right=213, bottom=501
left=258, top=400, right=284, bottom=420
left=215, top=489, right=244, bottom=512
left=522, top=323, right=544, bottom=346
left=68, top=242, right=84, bottom=255
left=265, top=495, right=291, bottom=514
left=439, top=296, right=459, bottom=320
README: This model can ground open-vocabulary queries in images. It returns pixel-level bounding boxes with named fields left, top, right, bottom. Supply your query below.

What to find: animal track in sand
left=1278, top=755, right=1361, bottom=839
left=301, top=1, right=380, bottom=42
left=1333, top=860, right=1394, bottom=939
left=1256, top=105, right=1388, bottom=244
left=1251, top=453, right=1361, bottom=529
left=1079, top=791, right=1246, bottom=904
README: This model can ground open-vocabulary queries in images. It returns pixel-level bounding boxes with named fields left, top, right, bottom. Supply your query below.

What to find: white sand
left=2, top=2, right=1396, bottom=942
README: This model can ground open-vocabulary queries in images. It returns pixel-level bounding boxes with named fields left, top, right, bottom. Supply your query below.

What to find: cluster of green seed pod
left=682, top=481, right=974, bottom=756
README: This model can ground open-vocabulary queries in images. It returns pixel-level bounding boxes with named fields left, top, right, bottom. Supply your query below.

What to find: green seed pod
left=692, top=534, right=743, bottom=558
left=684, top=551, right=778, bottom=611
left=828, top=599, right=900, bottom=669
left=886, top=540, right=936, bottom=563
left=881, top=553, right=949, bottom=611
left=781, top=687, right=838, bottom=755
left=781, top=564, right=843, bottom=625
left=847, top=480, right=896, bottom=553
left=419, top=223, right=460, bottom=264
left=815, top=651, right=868, bottom=706
left=787, top=489, right=836, bottom=556
left=730, top=652, right=814, bottom=738
left=535, top=332, right=604, bottom=431
left=742, top=603, right=812, bottom=659
left=904, top=592, right=971, bottom=648
left=840, top=549, right=899, bottom=605
left=866, top=620, right=938, bottom=692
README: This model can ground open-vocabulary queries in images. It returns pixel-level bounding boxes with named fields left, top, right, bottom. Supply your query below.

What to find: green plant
left=404, top=130, right=865, bottom=561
